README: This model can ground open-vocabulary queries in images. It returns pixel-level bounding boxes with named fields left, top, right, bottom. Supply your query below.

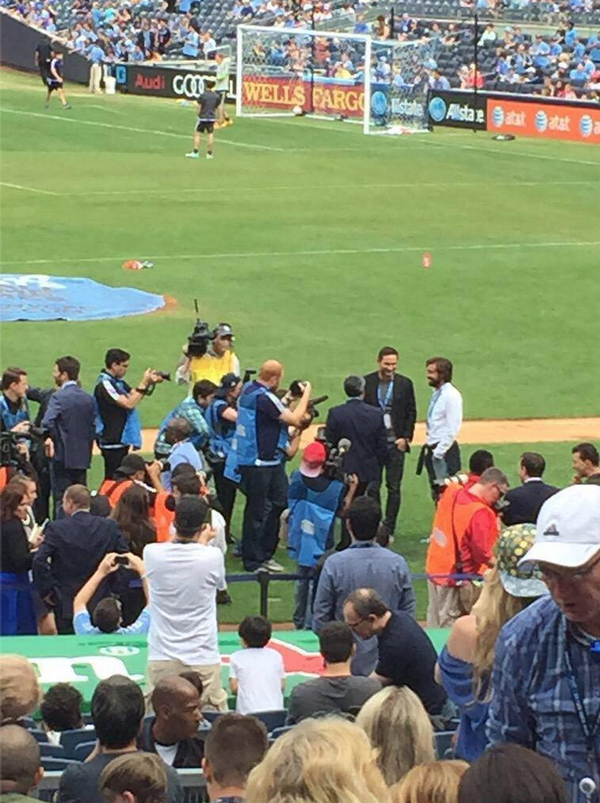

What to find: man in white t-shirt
left=229, top=615, right=285, bottom=715
left=145, top=495, right=228, bottom=710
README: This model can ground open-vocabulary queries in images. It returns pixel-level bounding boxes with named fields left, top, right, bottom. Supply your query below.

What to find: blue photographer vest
left=94, top=371, right=142, bottom=449
left=0, top=395, right=30, bottom=431
left=206, top=398, right=235, bottom=460
left=224, top=384, right=288, bottom=483
left=287, top=471, right=344, bottom=568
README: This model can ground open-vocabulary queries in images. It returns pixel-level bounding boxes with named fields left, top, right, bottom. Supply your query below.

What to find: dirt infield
left=134, top=417, right=600, bottom=453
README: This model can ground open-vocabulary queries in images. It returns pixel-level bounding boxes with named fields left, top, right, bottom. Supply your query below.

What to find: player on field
left=185, top=80, right=219, bottom=160
left=45, top=51, right=71, bottom=110
left=215, top=51, right=233, bottom=128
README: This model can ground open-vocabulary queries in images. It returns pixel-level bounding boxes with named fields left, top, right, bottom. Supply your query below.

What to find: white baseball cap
left=518, top=484, right=600, bottom=569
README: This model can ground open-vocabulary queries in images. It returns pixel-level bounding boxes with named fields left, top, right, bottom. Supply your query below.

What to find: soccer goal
left=236, top=24, right=432, bottom=135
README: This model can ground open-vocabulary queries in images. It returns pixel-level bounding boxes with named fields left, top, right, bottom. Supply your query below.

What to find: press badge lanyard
left=377, top=381, right=394, bottom=411
left=564, top=636, right=600, bottom=768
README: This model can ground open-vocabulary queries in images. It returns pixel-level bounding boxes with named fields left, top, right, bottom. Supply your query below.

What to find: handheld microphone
left=338, top=438, right=352, bottom=455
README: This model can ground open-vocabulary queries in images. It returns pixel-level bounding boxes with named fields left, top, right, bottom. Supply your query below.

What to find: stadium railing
left=36, top=769, right=206, bottom=803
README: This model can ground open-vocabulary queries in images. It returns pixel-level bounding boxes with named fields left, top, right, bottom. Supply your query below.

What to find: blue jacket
left=42, top=382, right=96, bottom=470
left=288, top=471, right=344, bottom=567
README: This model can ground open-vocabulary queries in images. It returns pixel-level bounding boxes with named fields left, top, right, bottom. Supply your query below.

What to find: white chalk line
left=2, top=239, right=600, bottom=266
left=0, top=181, right=59, bottom=196
left=423, top=137, right=600, bottom=169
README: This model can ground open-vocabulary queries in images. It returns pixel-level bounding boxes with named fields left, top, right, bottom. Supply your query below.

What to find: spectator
left=0, top=484, right=41, bottom=635
left=479, top=23, right=497, bottom=45
left=160, top=419, right=203, bottom=492
left=98, top=453, right=158, bottom=508
left=72, top=552, right=150, bottom=635
left=138, top=675, right=204, bottom=767
left=572, top=442, right=600, bottom=485
left=392, top=761, right=468, bottom=803
left=363, top=346, right=417, bottom=540
left=344, top=589, right=449, bottom=723
left=40, top=683, right=88, bottom=744
left=502, top=452, right=559, bottom=526
left=287, top=441, right=357, bottom=629
left=436, top=524, right=547, bottom=761
left=245, top=717, right=390, bottom=803
left=357, top=686, right=435, bottom=785
left=0, top=725, right=44, bottom=803
left=325, top=376, right=387, bottom=548
left=203, top=713, right=269, bottom=802
left=229, top=616, right=285, bottom=715
left=426, top=467, right=508, bottom=627
left=0, top=655, right=40, bottom=725
left=431, top=69, right=451, bottom=90
left=154, top=380, right=214, bottom=461
left=420, top=357, right=463, bottom=501
left=287, top=621, right=380, bottom=724
left=41, top=355, right=95, bottom=518
left=99, top=753, right=167, bottom=803
left=486, top=485, right=600, bottom=800
left=90, top=494, right=112, bottom=517
left=145, top=495, right=228, bottom=710
left=313, top=497, right=415, bottom=676
left=33, top=484, right=129, bottom=633
left=58, top=676, right=183, bottom=803
left=458, top=744, right=569, bottom=803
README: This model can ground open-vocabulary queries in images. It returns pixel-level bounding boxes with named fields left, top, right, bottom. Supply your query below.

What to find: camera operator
left=154, top=380, right=216, bottom=461
left=325, top=376, right=387, bottom=550
left=227, top=360, right=311, bottom=573
left=176, top=323, right=240, bottom=387
left=94, top=348, right=165, bottom=480
left=42, top=356, right=95, bottom=518
left=205, top=373, right=243, bottom=542
left=287, top=441, right=359, bottom=630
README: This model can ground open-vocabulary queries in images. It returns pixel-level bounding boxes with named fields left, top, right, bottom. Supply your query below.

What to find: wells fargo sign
left=487, top=98, right=600, bottom=144
left=243, top=76, right=364, bottom=117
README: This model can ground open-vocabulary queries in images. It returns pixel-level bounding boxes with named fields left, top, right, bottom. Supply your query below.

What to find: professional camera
left=288, top=380, right=329, bottom=419
left=0, top=424, right=44, bottom=468
left=242, top=368, right=257, bottom=384
left=185, top=300, right=217, bottom=358
left=153, top=371, right=171, bottom=382
left=314, top=425, right=352, bottom=482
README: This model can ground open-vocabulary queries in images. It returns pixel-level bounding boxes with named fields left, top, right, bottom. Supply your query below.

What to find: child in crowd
left=229, top=616, right=285, bottom=715
left=40, top=683, right=92, bottom=745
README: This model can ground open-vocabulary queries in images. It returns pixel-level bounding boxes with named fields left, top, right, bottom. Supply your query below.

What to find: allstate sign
left=427, top=89, right=486, bottom=130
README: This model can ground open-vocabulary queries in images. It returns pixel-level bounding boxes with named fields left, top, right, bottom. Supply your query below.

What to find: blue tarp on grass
left=0, top=274, right=165, bottom=322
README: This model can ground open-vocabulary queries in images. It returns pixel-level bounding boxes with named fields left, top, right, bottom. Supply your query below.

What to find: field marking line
left=423, top=137, right=600, bottom=169
left=60, top=179, right=598, bottom=197
left=0, top=107, right=285, bottom=152
left=0, top=181, right=59, bottom=196
left=2, top=239, right=600, bottom=266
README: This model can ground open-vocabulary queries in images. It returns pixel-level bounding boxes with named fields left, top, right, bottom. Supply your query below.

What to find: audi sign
left=116, top=63, right=236, bottom=101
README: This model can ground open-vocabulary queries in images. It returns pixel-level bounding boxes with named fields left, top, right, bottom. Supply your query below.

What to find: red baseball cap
left=300, top=441, right=327, bottom=478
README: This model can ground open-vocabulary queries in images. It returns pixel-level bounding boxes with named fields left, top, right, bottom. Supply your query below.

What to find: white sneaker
left=262, top=559, right=284, bottom=573
left=185, top=151, right=199, bottom=159
left=206, top=153, right=214, bottom=160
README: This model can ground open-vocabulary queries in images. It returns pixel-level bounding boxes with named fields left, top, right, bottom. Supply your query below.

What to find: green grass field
left=2, top=67, right=600, bottom=622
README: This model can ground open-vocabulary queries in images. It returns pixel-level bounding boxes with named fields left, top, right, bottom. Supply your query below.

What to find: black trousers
left=101, top=446, right=130, bottom=480
left=375, top=445, right=406, bottom=535
left=239, top=464, right=288, bottom=571
left=51, top=462, right=87, bottom=519
left=423, top=441, right=461, bottom=501
left=212, top=462, right=238, bottom=536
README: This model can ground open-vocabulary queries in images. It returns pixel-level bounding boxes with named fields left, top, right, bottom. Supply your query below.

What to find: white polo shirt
left=145, top=541, right=226, bottom=665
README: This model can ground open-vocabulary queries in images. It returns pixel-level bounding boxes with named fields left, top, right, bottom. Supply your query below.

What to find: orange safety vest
left=0, top=466, right=11, bottom=492
left=426, top=484, right=496, bottom=587
left=97, top=478, right=133, bottom=508
left=154, top=492, right=174, bottom=543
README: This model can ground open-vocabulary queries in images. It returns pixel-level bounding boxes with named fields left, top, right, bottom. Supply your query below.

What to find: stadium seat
left=202, top=710, right=223, bottom=724
left=434, top=730, right=456, bottom=760
left=60, top=728, right=97, bottom=758
left=269, top=725, right=295, bottom=740
left=254, top=710, right=288, bottom=733
left=29, top=729, right=49, bottom=743
left=22, top=717, right=36, bottom=729
left=73, top=741, right=97, bottom=761
left=41, top=757, right=79, bottom=771
left=39, top=743, right=66, bottom=758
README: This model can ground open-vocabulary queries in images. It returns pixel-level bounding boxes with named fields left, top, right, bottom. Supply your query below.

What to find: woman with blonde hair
left=245, top=717, right=390, bottom=803
left=436, top=524, right=547, bottom=761
left=391, top=760, right=468, bottom=803
left=356, top=686, right=435, bottom=786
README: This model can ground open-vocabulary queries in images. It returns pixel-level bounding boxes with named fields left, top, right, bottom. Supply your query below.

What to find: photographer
left=228, top=360, right=311, bottom=573
left=205, top=373, right=243, bottom=541
left=94, top=348, right=165, bottom=480
left=154, top=379, right=216, bottom=461
left=0, top=367, right=31, bottom=436
left=287, top=441, right=359, bottom=630
left=176, top=323, right=240, bottom=387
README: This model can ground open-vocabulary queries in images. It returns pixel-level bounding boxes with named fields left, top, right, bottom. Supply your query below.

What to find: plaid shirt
left=155, top=397, right=209, bottom=457
left=487, top=596, right=600, bottom=802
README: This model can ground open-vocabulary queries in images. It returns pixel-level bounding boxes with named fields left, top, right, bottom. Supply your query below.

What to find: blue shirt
left=161, top=440, right=203, bottom=491
left=89, top=45, right=104, bottom=63
left=487, top=596, right=600, bottom=802
left=313, top=542, right=416, bottom=675
left=74, top=607, right=151, bottom=635
left=438, top=645, right=489, bottom=761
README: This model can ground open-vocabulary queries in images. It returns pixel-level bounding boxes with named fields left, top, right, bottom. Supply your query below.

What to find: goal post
left=236, top=24, right=432, bottom=135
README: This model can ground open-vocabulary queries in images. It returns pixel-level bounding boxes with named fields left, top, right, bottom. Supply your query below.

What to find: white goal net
left=236, top=24, right=432, bottom=135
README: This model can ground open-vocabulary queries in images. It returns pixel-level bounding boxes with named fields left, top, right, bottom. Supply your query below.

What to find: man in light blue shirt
left=72, top=552, right=151, bottom=636
left=420, top=356, right=463, bottom=501
left=160, top=418, right=203, bottom=492
left=313, top=496, right=415, bottom=676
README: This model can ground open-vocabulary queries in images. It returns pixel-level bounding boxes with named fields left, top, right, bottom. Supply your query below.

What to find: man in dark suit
left=364, top=346, right=417, bottom=538
left=502, top=452, right=559, bottom=526
left=42, top=356, right=96, bottom=518
left=33, top=484, right=128, bottom=633
left=326, top=376, right=387, bottom=549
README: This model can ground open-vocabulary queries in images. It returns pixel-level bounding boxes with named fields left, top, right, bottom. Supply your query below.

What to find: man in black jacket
left=502, top=451, right=558, bottom=526
left=364, top=347, right=416, bottom=539
left=32, top=484, right=128, bottom=633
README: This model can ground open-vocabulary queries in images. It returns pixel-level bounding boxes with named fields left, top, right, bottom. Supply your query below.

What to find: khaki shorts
left=147, top=659, right=228, bottom=711
left=427, top=581, right=482, bottom=628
